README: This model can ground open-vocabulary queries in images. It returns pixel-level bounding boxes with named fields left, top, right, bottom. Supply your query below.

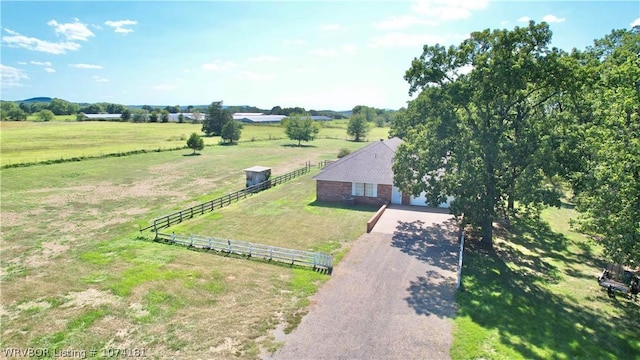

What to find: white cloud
left=152, top=84, right=175, bottom=90
left=517, top=16, right=531, bottom=23
left=70, top=63, right=103, bottom=69
left=320, top=24, right=342, bottom=31
left=247, top=55, right=281, bottom=63
left=375, top=15, right=436, bottom=30
left=369, top=32, right=454, bottom=48
left=92, top=75, right=109, bottom=82
left=309, top=48, right=339, bottom=57
left=283, top=39, right=305, bottom=46
left=183, top=68, right=191, bottom=73
left=500, top=20, right=509, bottom=26
left=47, top=19, right=95, bottom=41
left=238, top=71, right=275, bottom=81
left=104, top=20, right=138, bottom=34
left=201, top=60, right=237, bottom=71
left=44, top=67, right=56, bottom=73
left=30, top=61, right=52, bottom=66
left=0, top=64, right=29, bottom=88
left=411, top=0, right=488, bottom=21
left=542, top=14, right=566, bottom=23
left=632, top=18, right=640, bottom=27
left=341, top=44, right=357, bottom=55
left=2, top=28, right=81, bottom=54
left=17, top=61, right=27, bottom=65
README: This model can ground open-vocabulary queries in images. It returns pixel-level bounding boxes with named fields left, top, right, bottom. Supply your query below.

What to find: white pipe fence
left=156, top=232, right=333, bottom=274
left=457, top=230, right=465, bottom=290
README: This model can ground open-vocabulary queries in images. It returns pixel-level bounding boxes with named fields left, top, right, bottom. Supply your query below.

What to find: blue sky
left=1, top=1, right=638, bottom=110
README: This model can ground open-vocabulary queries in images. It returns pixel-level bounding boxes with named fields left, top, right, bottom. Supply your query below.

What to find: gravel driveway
left=267, top=205, right=460, bottom=360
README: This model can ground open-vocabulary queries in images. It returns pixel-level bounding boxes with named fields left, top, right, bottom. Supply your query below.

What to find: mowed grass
left=0, top=120, right=390, bottom=167
left=0, top=134, right=380, bottom=358
left=451, top=207, right=640, bottom=359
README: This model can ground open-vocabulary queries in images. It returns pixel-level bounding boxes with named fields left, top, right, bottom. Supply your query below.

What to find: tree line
left=392, top=22, right=639, bottom=266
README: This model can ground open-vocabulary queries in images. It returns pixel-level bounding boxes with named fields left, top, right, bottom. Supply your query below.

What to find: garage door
left=410, top=192, right=453, bottom=208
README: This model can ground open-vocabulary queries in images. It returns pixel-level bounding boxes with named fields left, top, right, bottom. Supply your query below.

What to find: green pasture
left=0, top=135, right=377, bottom=358
left=0, top=120, right=389, bottom=167
left=451, top=206, right=640, bottom=359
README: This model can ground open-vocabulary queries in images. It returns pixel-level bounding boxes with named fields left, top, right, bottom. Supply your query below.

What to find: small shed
left=244, top=166, right=271, bottom=187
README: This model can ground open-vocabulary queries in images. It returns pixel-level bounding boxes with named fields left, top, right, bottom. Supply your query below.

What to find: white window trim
left=352, top=182, right=377, bottom=197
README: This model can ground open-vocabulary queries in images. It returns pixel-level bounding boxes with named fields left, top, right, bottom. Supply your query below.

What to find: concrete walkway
left=267, top=205, right=460, bottom=360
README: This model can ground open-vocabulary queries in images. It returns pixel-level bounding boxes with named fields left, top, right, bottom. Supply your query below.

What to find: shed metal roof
left=244, top=166, right=272, bottom=172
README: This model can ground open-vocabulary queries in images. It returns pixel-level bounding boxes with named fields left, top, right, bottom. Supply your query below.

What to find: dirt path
left=267, top=206, right=460, bottom=360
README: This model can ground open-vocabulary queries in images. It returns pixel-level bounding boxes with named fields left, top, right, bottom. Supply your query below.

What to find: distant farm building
left=232, top=113, right=331, bottom=124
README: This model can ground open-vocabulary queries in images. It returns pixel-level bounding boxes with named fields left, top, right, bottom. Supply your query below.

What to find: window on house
left=353, top=183, right=376, bottom=197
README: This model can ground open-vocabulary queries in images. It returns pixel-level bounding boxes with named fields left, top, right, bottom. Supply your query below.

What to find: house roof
left=313, top=137, right=402, bottom=185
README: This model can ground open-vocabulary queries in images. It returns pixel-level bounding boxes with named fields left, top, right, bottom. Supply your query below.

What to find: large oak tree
left=393, top=22, right=576, bottom=248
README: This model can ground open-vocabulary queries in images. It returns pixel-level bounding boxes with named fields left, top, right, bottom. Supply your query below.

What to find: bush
left=337, top=148, right=351, bottom=158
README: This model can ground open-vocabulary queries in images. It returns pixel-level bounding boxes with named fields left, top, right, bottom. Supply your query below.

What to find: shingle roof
left=312, top=137, right=402, bottom=185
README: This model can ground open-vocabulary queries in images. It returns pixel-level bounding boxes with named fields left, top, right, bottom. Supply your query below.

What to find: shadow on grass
left=456, top=215, right=640, bottom=359
left=183, top=152, right=202, bottom=156
left=280, top=144, right=318, bottom=148
left=306, top=200, right=378, bottom=213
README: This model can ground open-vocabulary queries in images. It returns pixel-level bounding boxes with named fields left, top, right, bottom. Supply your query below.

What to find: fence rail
left=140, top=162, right=311, bottom=232
left=317, top=159, right=335, bottom=169
left=156, top=232, right=333, bottom=274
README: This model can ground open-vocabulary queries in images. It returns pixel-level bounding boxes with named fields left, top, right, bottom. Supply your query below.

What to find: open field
left=0, top=136, right=378, bottom=358
left=0, top=120, right=390, bottom=167
left=451, top=207, right=640, bottom=359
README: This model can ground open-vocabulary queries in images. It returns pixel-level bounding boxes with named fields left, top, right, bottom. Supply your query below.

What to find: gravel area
left=267, top=205, right=460, bottom=360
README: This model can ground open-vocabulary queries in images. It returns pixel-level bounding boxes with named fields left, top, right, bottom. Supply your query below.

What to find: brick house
left=313, top=137, right=453, bottom=208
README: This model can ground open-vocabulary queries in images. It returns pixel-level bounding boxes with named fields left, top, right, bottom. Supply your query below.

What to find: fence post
left=457, top=230, right=465, bottom=290
left=269, top=247, right=273, bottom=261
left=313, top=253, right=317, bottom=270
left=248, top=244, right=252, bottom=257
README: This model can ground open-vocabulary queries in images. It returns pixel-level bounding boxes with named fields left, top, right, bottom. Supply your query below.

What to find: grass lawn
left=0, top=136, right=378, bottom=358
left=451, top=207, right=640, bottom=359
left=0, top=120, right=390, bottom=167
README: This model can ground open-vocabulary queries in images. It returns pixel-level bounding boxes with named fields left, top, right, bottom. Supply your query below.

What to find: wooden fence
left=156, top=232, right=333, bottom=274
left=140, top=162, right=311, bottom=232
left=317, top=159, right=336, bottom=169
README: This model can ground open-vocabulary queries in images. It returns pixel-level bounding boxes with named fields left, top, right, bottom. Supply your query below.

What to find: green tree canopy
left=221, top=121, right=243, bottom=144
left=186, top=132, right=205, bottom=154
left=202, top=101, right=232, bottom=136
left=37, top=109, right=55, bottom=122
left=393, top=21, right=576, bottom=247
left=120, top=108, right=131, bottom=122
left=570, top=29, right=640, bottom=266
left=347, top=113, right=370, bottom=142
left=283, top=114, right=320, bottom=146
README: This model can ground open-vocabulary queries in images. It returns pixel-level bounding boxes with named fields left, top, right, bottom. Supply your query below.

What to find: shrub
left=337, top=148, right=351, bottom=158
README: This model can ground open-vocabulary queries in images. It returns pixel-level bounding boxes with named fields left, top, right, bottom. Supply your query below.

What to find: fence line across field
left=140, top=162, right=311, bottom=232
left=156, top=232, right=333, bottom=274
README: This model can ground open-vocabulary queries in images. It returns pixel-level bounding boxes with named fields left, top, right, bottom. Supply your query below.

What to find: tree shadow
left=457, top=216, right=640, bottom=359
left=405, top=270, right=458, bottom=319
left=183, top=153, right=202, bottom=156
left=390, top=219, right=459, bottom=273
left=280, top=144, right=318, bottom=148
left=306, top=200, right=377, bottom=213
left=219, top=142, right=238, bottom=146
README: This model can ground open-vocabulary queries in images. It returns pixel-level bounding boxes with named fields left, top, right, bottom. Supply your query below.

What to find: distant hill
left=18, top=97, right=52, bottom=103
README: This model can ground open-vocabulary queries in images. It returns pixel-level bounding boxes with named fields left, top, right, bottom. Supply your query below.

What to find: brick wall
left=316, top=181, right=392, bottom=207
left=316, top=180, right=352, bottom=202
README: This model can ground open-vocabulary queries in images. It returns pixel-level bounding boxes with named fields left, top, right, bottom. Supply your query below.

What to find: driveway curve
left=267, top=205, right=460, bottom=360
